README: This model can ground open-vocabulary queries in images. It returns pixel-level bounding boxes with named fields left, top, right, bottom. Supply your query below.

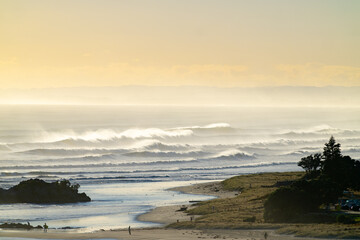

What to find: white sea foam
left=211, top=149, right=254, bottom=160
left=175, top=122, right=231, bottom=129
left=36, top=128, right=194, bottom=144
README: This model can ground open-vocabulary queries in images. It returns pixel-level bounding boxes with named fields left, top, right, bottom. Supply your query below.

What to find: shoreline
left=0, top=179, right=335, bottom=240
left=0, top=180, right=238, bottom=240
left=137, top=180, right=239, bottom=225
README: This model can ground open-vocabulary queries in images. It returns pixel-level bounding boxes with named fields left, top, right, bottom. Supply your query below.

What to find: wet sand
left=138, top=181, right=239, bottom=224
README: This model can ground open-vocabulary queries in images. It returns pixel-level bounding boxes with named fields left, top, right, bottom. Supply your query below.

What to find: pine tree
left=322, top=136, right=341, bottom=162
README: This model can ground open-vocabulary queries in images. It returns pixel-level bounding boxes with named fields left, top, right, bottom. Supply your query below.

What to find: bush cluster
left=264, top=136, right=360, bottom=222
left=336, top=214, right=355, bottom=224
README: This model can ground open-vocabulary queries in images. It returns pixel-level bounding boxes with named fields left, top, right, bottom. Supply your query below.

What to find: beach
left=0, top=180, right=337, bottom=240
left=0, top=181, right=236, bottom=239
left=138, top=181, right=239, bottom=224
left=0, top=228, right=333, bottom=240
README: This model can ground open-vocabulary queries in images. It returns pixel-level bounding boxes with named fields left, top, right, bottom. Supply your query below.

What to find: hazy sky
left=1, top=0, right=359, bottom=89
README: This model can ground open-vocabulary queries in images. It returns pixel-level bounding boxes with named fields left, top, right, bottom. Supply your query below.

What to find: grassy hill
left=169, top=172, right=360, bottom=239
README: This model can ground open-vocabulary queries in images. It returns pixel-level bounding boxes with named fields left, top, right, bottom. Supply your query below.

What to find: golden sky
left=1, top=0, right=359, bottom=89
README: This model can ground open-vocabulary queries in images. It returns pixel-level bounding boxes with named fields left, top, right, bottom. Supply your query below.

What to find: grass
left=168, top=171, right=360, bottom=238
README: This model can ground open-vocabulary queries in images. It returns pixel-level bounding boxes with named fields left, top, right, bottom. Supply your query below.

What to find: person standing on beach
left=128, top=225, right=131, bottom=235
left=43, top=223, right=48, bottom=232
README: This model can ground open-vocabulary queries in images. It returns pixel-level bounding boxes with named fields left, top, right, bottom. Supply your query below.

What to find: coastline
left=137, top=181, right=239, bottom=224
left=0, top=179, right=337, bottom=240
left=0, top=180, right=254, bottom=240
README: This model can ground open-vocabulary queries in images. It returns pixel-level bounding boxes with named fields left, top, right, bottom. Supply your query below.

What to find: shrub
left=336, top=214, right=355, bottom=224
left=264, top=179, right=342, bottom=222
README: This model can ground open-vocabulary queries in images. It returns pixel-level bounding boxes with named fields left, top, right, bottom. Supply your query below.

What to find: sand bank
left=138, top=181, right=238, bottom=224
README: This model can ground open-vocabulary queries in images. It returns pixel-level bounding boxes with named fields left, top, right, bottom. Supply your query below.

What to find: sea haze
left=0, top=105, right=359, bottom=231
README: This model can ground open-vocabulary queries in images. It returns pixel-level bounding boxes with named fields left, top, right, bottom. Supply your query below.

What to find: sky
left=0, top=0, right=360, bottom=89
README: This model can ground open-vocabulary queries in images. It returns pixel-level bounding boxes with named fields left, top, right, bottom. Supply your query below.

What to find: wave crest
left=210, top=149, right=255, bottom=160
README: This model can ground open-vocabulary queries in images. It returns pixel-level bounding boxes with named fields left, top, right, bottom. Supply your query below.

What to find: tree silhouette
left=320, top=136, right=357, bottom=188
left=265, top=136, right=360, bottom=222
left=322, top=135, right=341, bottom=163
left=298, top=153, right=321, bottom=176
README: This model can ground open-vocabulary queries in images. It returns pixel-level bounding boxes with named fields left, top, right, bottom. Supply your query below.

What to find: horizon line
left=1, top=103, right=360, bottom=109
left=1, top=85, right=360, bottom=91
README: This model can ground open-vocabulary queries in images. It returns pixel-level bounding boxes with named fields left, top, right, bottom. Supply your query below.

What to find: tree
left=266, top=137, right=360, bottom=223
left=298, top=153, right=321, bottom=176
left=264, top=178, right=342, bottom=222
left=320, top=136, right=356, bottom=189
left=322, top=136, right=341, bottom=163
left=351, top=160, right=360, bottom=190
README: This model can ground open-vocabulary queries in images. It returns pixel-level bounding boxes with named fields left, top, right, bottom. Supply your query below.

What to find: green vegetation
left=264, top=136, right=360, bottom=222
left=169, top=171, right=360, bottom=238
left=337, top=214, right=356, bottom=224
left=264, top=178, right=342, bottom=222
left=169, top=172, right=304, bottom=229
left=0, top=179, right=91, bottom=204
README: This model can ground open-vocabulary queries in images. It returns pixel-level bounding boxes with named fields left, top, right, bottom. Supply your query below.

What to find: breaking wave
left=175, top=122, right=231, bottom=130
left=17, top=148, right=126, bottom=156
left=0, top=161, right=297, bottom=177
left=0, top=144, right=11, bottom=151
left=283, top=150, right=315, bottom=156
left=124, top=150, right=206, bottom=158
left=173, top=123, right=235, bottom=135
left=209, top=149, right=255, bottom=160
left=2, top=117, right=359, bottom=190
left=280, top=125, right=360, bottom=137
left=131, top=140, right=194, bottom=151
left=15, top=128, right=194, bottom=146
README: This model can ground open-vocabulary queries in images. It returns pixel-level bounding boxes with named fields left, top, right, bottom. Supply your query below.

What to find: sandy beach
left=0, top=227, right=334, bottom=240
left=138, top=181, right=239, bottom=224
left=0, top=181, right=334, bottom=240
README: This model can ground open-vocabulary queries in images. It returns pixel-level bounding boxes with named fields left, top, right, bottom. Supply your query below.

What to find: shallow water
left=1, top=105, right=359, bottom=230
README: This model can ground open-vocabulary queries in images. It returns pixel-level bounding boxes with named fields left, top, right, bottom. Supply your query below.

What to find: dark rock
left=0, top=222, right=42, bottom=229
left=0, top=179, right=91, bottom=204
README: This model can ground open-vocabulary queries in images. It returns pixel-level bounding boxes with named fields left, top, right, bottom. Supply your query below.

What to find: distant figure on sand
left=128, top=225, right=131, bottom=235
left=264, top=231, right=268, bottom=239
left=43, top=223, right=48, bottom=232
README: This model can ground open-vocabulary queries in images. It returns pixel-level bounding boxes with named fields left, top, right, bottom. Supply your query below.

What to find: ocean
left=1, top=105, right=359, bottom=231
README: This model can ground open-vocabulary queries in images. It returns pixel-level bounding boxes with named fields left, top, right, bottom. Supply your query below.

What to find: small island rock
left=0, top=179, right=91, bottom=204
